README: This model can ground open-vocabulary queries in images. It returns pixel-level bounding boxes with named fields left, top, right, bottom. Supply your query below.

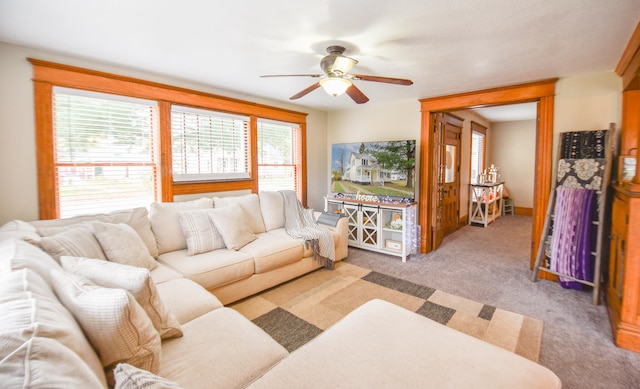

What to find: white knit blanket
left=280, top=190, right=335, bottom=269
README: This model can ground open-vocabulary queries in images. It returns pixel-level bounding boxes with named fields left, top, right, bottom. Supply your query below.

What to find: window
left=52, top=87, right=158, bottom=218
left=32, top=59, right=308, bottom=219
left=257, top=119, right=301, bottom=192
left=171, top=106, right=250, bottom=182
left=471, top=121, right=487, bottom=184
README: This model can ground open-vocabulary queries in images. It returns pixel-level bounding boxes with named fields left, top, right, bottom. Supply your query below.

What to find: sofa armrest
left=313, top=211, right=348, bottom=261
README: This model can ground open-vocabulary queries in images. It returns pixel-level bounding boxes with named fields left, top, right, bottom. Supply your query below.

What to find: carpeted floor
left=342, top=215, right=640, bottom=389
left=231, top=261, right=543, bottom=362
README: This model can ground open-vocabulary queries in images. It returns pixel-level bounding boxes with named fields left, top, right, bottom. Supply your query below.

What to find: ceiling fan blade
left=346, top=84, right=369, bottom=104
left=352, top=74, right=413, bottom=86
left=290, top=82, right=321, bottom=100
left=260, top=74, right=322, bottom=78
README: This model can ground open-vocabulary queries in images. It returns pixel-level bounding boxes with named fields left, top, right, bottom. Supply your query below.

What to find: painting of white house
left=331, top=140, right=416, bottom=200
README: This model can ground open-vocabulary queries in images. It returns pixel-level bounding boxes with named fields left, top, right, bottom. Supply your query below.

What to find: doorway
left=418, top=79, right=557, bottom=272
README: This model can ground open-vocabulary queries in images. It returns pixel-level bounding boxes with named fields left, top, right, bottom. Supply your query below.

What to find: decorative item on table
left=386, top=212, right=403, bottom=230
left=618, top=148, right=636, bottom=183
left=478, top=164, right=501, bottom=184
left=385, top=239, right=402, bottom=250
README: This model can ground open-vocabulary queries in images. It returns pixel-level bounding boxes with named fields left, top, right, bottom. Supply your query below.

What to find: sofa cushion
left=208, top=203, right=257, bottom=250
left=114, top=363, right=183, bottom=389
left=160, top=308, right=288, bottom=389
left=269, top=227, right=339, bottom=258
left=0, top=333, right=106, bottom=389
left=50, top=269, right=161, bottom=375
left=150, top=263, right=184, bottom=284
left=240, top=231, right=303, bottom=274
left=214, top=193, right=266, bottom=234
left=248, top=299, right=562, bottom=389
left=149, top=198, right=213, bottom=255
left=93, top=222, right=158, bottom=270
left=158, top=249, right=254, bottom=291
left=259, top=191, right=285, bottom=231
left=178, top=209, right=225, bottom=255
left=0, top=219, right=41, bottom=243
left=30, top=207, right=158, bottom=258
left=0, top=238, right=62, bottom=283
left=38, top=224, right=107, bottom=262
left=0, top=268, right=107, bottom=387
left=155, top=278, right=223, bottom=324
left=61, top=256, right=182, bottom=339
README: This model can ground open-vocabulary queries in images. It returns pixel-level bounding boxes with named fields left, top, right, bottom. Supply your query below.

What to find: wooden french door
left=432, top=113, right=463, bottom=250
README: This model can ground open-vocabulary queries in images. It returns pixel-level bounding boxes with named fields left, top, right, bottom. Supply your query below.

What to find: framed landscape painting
left=330, top=139, right=416, bottom=201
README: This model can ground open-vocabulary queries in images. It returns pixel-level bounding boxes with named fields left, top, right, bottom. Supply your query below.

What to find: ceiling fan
left=261, top=45, right=413, bottom=104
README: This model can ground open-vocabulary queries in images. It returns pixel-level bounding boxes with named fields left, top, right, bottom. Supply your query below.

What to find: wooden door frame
left=419, top=79, right=557, bottom=271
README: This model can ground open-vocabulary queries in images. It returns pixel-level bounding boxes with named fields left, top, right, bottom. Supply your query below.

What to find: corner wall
left=489, top=120, right=536, bottom=209
left=0, top=41, right=329, bottom=224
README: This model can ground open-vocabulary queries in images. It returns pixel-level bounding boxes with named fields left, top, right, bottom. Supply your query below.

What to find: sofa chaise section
left=248, top=299, right=562, bottom=389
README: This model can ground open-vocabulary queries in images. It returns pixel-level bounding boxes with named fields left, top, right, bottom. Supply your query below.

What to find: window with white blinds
left=171, top=105, right=250, bottom=182
left=257, top=119, right=301, bottom=192
left=53, top=87, right=158, bottom=218
left=471, top=121, right=487, bottom=184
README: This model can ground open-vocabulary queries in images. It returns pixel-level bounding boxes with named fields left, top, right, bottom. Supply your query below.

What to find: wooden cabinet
left=606, top=187, right=640, bottom=353
left=325, top=197, right=417, bottom=262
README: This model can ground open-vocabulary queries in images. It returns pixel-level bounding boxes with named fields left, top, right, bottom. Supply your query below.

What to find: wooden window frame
left=470, top=121, right=487, bottom=183
left=30, top=59, right=308, bottom=219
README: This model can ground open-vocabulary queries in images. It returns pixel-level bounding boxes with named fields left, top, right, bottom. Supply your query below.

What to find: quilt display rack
left=531, top=124, right=615, bottom=305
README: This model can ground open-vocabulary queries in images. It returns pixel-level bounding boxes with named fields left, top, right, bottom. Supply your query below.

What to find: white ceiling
left=471, top=102, right=538, bottom=123
left=0, top=1, right=638, bottom=118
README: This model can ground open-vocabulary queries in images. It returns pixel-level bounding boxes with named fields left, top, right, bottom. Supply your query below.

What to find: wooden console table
left=468, top=182, right=504, bottom=227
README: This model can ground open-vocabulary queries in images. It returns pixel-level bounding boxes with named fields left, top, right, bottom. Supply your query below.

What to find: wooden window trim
left=30, top=59, right=308, bottom=219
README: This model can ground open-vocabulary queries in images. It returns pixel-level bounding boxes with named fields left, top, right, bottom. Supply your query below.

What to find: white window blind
left=171, top=105, right=250, bottom=182
left=53, top=87, right=158, bottom=218
left=471, top=131, right=486, bottom=183
left=257, top=119, right=300, bottom=192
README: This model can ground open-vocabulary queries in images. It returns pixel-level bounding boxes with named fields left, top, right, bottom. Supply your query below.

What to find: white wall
left=326, top=73, right=622, bottom=223
left=327, top=99, right=422, bottom=201
left=0, top=39, right=624, bottom=225
left=0, top=41, right=329, bottom=224
left=488, top=120, right=536, bottom=208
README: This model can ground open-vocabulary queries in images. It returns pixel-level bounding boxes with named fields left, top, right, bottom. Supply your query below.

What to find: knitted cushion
left=50, top=269, right=161, bottom=374
left=61, top=256, right=182, bottom=339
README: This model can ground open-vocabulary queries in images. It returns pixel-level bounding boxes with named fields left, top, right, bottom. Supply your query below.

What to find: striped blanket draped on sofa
left=280, top=190, right=335, bottom=269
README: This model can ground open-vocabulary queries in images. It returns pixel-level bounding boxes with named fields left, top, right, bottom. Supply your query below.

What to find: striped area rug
left=230, top=262, right=543, bottom=362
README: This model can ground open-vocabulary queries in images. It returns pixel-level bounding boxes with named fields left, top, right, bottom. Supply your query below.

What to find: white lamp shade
left=319, top=78, right=352, bottom=97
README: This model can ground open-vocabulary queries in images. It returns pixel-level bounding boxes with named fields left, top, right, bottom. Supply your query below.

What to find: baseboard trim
left=515, top=207, right=533, bottom=216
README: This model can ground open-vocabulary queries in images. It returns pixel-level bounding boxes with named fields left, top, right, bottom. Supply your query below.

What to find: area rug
left=230, top=262, right=543, bottom=362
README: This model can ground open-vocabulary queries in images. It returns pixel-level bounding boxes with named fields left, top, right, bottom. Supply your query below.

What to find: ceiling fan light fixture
left=319, top=77, right=352, bottom=97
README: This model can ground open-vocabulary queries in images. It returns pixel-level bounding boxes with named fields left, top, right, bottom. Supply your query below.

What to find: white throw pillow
left=114, top=363, right=184, bottom=389
left=93, top=222, right=158, bottom=270
left=178, top=209, right=225, bottom=255
left=0, top=238, right=62, bottom=283
left=61, top=256, right=183, bottom=339
left=31, top=207, right=158, bottom=258
left=149, top=198, right=214, bottom=254
left=0, top=268, right=107, bottom=387
left=38, top=225, right=106, bottom=262
left=259, top=191, right=285, bottom=231
left=50, top=269, right=161, bottom=375
left=208, top=203, right=257, bottom=250
left=213, top=193, right=266, bottom=234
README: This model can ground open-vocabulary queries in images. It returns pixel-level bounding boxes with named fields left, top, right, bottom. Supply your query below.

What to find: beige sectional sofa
left=0, top=191, right=562, bottom=388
